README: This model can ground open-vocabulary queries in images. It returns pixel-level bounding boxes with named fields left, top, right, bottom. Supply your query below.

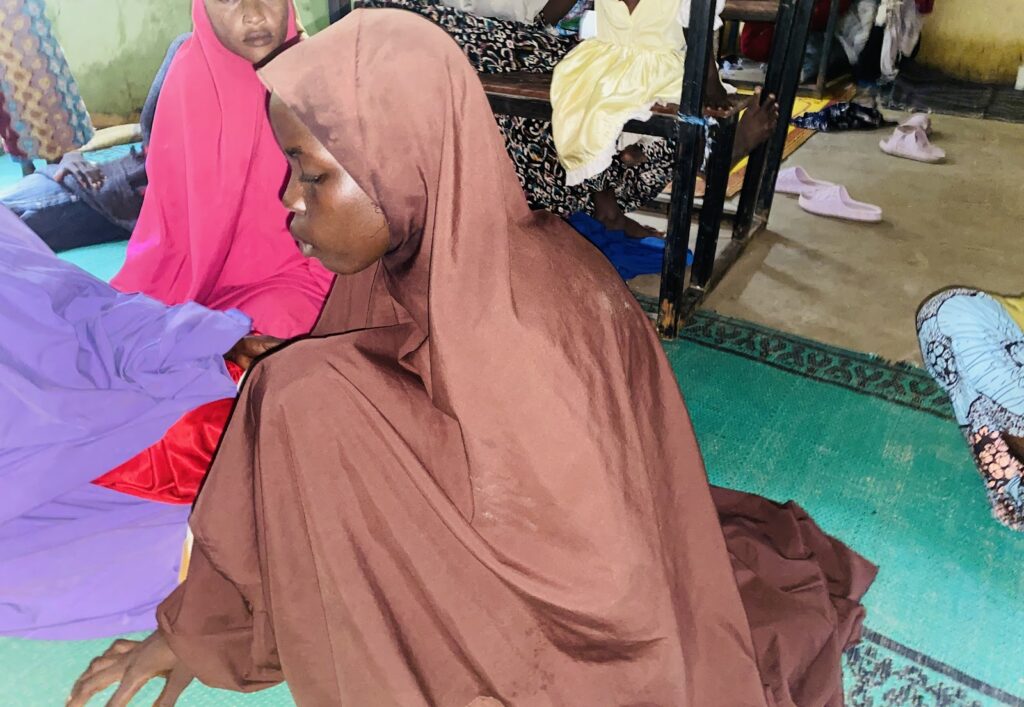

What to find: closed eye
left=299, top=174, right=325, bottom=184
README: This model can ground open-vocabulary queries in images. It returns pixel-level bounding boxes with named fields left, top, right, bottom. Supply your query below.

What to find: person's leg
left=497, top=114, right=665, bottom=237
left=917, top=288, right=1024, bottom=529
left=598, top=108, right=774, bottom=223
left=0, top=173, right=130, bottom=252
left=496, top=114, right=591, bottom=217
left=730, top=88, right=780, bottom=163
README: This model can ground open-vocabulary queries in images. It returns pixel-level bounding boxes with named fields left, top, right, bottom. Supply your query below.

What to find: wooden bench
left=479, top=72, right=745, bottom=140
left=721, top=0, right=781, bottom=22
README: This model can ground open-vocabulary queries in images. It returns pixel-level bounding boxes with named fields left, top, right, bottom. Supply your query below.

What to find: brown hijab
left=158, top=10, right=874, bottom=706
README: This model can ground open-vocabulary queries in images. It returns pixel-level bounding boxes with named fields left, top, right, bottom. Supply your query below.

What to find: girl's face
left=268, top=93, right=391, bottom=276
left=204, top=0, right=290, bottom=65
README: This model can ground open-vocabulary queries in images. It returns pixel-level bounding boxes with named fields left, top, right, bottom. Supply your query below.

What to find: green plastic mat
left=2, top=308, right=1021, bottom=705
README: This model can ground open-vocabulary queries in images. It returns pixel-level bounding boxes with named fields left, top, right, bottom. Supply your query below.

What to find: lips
left=243, top=31, right=274, bottom=46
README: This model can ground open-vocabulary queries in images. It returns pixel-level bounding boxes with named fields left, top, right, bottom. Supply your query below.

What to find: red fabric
left=739, top=0, right=851, bottom=62
left=0, top=92, right=26, bottom=159
left=92, top=361, right=245, bottom=504
left=811, top=0, right=850, bottom=30
left=740, top=22, right=775, bottom=62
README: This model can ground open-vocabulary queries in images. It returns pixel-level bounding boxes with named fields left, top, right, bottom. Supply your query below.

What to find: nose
left=240, top=0, right=267, bottom=25
left=282, top=171, right=305, bottom=214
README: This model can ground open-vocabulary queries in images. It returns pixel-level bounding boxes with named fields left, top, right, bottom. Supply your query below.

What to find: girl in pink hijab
left=110, top=0, right=333, bottom=339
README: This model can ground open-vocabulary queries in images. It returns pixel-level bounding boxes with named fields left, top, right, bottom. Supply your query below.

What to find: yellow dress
left=550, top=0, right=686, bottom=186
left=993, top=294, right=1024, bottom=330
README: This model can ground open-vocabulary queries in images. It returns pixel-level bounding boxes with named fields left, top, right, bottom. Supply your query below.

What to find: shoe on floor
left=776, top=166, right=835, bottom=197
left=899, top=112, right=932, bottom=135
left=798, top=184, right=882, bottom=223
left=880, top=125, right=945, bottom=163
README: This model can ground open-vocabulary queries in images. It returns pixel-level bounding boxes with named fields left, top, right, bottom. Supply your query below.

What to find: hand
left=67, top=632, right=194, bottom=707
left=226, top=335, right=285, bottom=371
left=54, top=152, right=105, bottom=191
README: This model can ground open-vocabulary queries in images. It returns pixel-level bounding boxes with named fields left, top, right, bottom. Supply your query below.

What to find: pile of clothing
left=740, top=0, right=935, bottom=83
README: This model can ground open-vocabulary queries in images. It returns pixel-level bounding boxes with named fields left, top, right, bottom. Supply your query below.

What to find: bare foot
left=732, top=87, right=780, bottom=165
left=705, top=76, right=732, bottom=114
left=619, top=143, right=647, bottom=166
left=592, top=188, right=661, bottom=239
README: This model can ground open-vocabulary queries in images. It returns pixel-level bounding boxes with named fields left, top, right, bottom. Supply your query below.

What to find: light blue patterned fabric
left=917, top=288, right=1024, bottom=530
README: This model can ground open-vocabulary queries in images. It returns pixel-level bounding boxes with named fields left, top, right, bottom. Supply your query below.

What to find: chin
left=320, top=258, right=379, bottom=277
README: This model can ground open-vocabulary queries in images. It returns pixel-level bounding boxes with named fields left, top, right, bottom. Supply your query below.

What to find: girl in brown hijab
left=68, top=10, right=875, bottom=707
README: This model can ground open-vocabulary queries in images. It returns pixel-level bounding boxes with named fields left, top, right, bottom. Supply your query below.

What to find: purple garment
left=0, top=486, right=190, bottom=638
left=0, top=205, right=249, bottom=638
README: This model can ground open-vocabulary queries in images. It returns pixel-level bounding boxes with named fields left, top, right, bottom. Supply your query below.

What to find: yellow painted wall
left=45, top=0, right=331, bottom=123
left=916, top=0, right=1024, bottom=84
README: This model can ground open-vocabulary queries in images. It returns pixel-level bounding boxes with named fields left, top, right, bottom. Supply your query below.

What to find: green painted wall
left=44, top=0, right=331, bottom=122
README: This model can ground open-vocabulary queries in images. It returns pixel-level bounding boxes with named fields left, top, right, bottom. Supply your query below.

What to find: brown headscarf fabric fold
left=158, top=10, right=875, bottom=706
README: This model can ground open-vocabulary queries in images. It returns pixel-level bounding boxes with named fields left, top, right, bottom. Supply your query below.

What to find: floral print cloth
left=918, top=288, right=1024, bottom=530
left=0, top=0, right=93, bottom=161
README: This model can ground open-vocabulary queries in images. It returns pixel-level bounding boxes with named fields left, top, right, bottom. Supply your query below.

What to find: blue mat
left=59, top=241, right=129, bottom=281
left=0, top=155, right=41, bottom=192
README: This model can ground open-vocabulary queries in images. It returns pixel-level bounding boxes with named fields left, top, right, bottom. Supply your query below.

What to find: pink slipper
left=880, top=125, right=946, bottom=163
left=900, top=113, right=932, bottom=135
left=775, top=166, right=835, bottom=196
left=798, top=184, right=882, bottom=222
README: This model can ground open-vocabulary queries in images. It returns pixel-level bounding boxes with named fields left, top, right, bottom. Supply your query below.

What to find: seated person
left=918, top=288, right=1024, bottom=530
left=0, top=0, right=93, bottom=172
left=0, top=0, right=329, bottom=643
left=0, top=34, right=188, bottom=252
left=69, top=12, right=874, bottom=706
left=552, top=0, right=776, bottom=231
left=361, top=0, right=774, bottom=238
left=109, top=0, right=331, bottom=340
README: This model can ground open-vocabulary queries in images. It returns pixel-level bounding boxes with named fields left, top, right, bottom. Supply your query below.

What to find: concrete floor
left=637, top=112, right=1024, bottom=364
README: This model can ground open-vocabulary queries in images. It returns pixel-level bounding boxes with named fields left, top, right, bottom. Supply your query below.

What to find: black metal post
left=755, top=0, right=815, bottom=218
left=689, top=116, right=736, bottom=290
left=731, top=0, right=793, bottom=240
left=656, top=0, right=716, bottom=339
left=328, top=0, right=347, bottom=23
left=815, top=0, right=842, bottom=97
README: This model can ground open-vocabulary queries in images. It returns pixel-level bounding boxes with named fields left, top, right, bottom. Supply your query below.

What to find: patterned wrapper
left=0, top=0, right=93, bottom=161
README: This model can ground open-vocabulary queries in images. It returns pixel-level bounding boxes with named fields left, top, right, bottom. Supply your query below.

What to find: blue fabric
left=918, top=290, right=1024, bottom=432
left=568, top=212, right=690, bottom=280
left=140, top=33, right=191, bottom=146
left=917, top=288, right=1024, bottom=529
left=0, top=172, right=130, bottom=251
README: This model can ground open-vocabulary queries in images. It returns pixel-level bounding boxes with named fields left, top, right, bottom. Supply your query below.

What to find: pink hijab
left=110, top=0, right=333, bottom=338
